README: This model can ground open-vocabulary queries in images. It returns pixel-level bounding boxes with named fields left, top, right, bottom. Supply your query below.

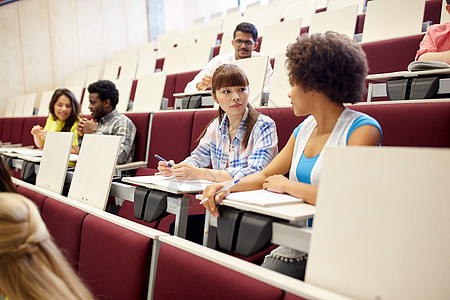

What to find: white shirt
left=184, top=51, right=273, bottom=93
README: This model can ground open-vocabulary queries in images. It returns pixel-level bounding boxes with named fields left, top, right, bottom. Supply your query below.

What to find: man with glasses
left=185, top=22, right=273, bottom=93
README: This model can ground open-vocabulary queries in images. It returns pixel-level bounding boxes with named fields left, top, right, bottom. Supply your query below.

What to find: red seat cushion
left=78, top=214, right=152, bottom=300
left=17, top=185, right=47, bottom=213
left=153, top=242, right=284, bottom=300
left=41, top=197, right=87, bottom=271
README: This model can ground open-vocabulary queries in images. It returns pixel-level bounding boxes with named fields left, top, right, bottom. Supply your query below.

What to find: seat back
left=17, top=185, right=47, bottom=213
left=146, top=110, right=195, bottom=168
left=78, top=214, right=153, bottom=300
left=124, top=112, right=151, bottom=162
left=41, top=197, right=88, bottom=271
left=153, top=241, right=284, bottom=300
left=348, top=101, right=450, bottom=147
left=21, top=116, right=47, bottom=147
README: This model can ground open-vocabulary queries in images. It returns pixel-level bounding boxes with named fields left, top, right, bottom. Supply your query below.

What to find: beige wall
left=0, top=0, right=149, bottom=114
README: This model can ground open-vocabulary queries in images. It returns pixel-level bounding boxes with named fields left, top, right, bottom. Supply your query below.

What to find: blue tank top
left=293, top=114, right=382, bottom=184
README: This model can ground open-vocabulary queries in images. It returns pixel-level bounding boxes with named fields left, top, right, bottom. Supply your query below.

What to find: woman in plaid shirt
left=158, top=64, right=278, bottom=182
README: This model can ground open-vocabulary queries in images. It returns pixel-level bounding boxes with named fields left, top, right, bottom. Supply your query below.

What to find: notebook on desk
left=0, top=147, right=43, bottom=157
left=224, top=189, right=303, bottom=207
left=122, top=175, right=214, bottom=194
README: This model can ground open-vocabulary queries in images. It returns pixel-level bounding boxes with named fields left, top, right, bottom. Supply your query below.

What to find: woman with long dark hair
left=158, top=64, right=278, bottom=182
left=31, top=88, right=81, bottom=154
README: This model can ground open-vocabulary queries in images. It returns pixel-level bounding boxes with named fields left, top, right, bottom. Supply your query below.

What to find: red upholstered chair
left=124, top=112, right=151, bottom=163
left=0, top=118, right=3, bottom=141
left=190, top=109, right=217, bottom=152
left=78, top=214, right=152, bottom=300
left=155, top=58, right=164, bottom=71
left=17, top=185, right=47, bottom=213
left=21, top=116, right=47, bottom=147
left=258, top=107, right=307, bottom=149
left=153, top=242, right=285, bottom=300
left=1, top=118, right=14, bottom=144
left=174, top=70, right=200, bottom=94
left=424, top=0, right=442, bottom=25
left=349, top=102, right=450, bottom=147
left=41, top=197, right=88, bottom=271
left=10, top=118, right=25, bottom=145
left=163, top=74, right=176, bottom=108
left=362, top=34, right=424, bottom=75
left=135, top=110, right=195, bottom=175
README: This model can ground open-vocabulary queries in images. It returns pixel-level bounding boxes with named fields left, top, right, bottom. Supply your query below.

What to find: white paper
left=225, top=189, right=303, bottom=207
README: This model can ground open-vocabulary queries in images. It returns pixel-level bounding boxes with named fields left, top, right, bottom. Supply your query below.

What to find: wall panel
left=18, top=0, right=54, bottom=93
left=126, top=0, right=149, bottom=48
left=76, top=0, right=105, bottom=68
left=101, top=0, right=128, bottom=63
left=48, top=0, right=81, bottom=88
left=0, top=2, right=24, bottom=115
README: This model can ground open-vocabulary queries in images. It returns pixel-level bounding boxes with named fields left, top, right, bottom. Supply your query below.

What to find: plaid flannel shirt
left=183, top=108, right=278, bottom=178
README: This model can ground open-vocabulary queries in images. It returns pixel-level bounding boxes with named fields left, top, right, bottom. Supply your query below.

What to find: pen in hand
left=199, top=179, right=240, bottom=205
left=154, top=154, right=174, bottom=167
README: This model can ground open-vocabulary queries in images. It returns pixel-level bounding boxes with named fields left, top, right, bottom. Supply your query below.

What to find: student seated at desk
left=415, top=0, right=450, bottom=63
left=184, top=22, right=273, bottom=94
left=158, top=64, right=278, bottom=182
left=31, top=88, right=81, bottom=154
left=202, top=32, right=382, bottom=280
left=0, top=193, right=94, bottom=300
left=77, top=80, right=136, bottom=165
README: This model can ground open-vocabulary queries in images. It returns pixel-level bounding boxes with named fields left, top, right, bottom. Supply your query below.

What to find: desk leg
left=203, top=211, right=217, bottom=248
left=147, top=239, right=161, bottom=300
left=166, top=195, right=189, bottom=238
left=367, top=82, right=373, bottom=102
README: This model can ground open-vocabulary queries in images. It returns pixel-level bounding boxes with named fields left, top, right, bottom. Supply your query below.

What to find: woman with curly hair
left=201, top=32, right=382, bottom=280
left=0, top=193, right=94, bottom=300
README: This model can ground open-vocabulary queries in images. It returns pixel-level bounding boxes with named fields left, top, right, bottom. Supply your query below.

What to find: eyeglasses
left=234, top=39, right=255, bottom=47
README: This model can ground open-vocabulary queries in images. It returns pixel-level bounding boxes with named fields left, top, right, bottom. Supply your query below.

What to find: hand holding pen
left=200, top=179, right=240, bottom=217
left=155, top=154, right=175, bottom=177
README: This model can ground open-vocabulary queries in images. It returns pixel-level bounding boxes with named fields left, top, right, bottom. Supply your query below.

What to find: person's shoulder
left=256, top=112, right=275, bottom=125
left=426, top=22, right=450, bottom=34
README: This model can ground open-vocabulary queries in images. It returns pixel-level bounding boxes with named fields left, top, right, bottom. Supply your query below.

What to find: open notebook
left=224, top=189, right=303, bottom=207
left=122, top=175, right=214, bottom=194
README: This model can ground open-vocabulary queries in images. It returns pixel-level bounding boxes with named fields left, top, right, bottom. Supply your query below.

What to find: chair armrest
left=115, top=161, right=147, bottom=171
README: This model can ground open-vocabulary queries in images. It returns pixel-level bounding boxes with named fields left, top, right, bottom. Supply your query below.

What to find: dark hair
left=0, top=157, right=16, bottom=193
left=87, top=80, right=119, bottom=109
left=447, top=0, right=449, bottom=5
left=233, top=22, right=258, bottom=42
left=48, top=88, right=80, bottom=132
left=286, top=31, right=368, bottom=104
left=198, top=64, right=260, bottom=150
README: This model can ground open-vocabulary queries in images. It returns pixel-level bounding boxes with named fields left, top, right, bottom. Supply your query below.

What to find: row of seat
left=15, top=180, right=342, bottom=300
left=5, top=100, right=449, bottom=238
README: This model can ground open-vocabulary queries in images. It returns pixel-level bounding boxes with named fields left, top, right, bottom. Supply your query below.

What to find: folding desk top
left=307, top=146, right=450, bottom=299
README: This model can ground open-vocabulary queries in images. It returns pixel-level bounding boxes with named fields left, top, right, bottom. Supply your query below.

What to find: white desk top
left=222, top=200, right=315, bottom=222
left=173, top=90, right=212, bottom=97
left=367, top=68, right=450, bottom=82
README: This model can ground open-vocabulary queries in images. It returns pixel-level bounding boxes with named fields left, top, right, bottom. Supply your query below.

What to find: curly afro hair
left=87, top=80, right=119, bottom=109
left=286, top=31, right=368, bottom=104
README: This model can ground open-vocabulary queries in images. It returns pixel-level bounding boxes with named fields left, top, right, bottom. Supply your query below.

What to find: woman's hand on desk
left=171, top=163, right=200, bottom=180
left=201, top=182, right=230, bottom=218
left=157, top=160, right=175, bottom=177
left=263, top=175, right=290, bottom=194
